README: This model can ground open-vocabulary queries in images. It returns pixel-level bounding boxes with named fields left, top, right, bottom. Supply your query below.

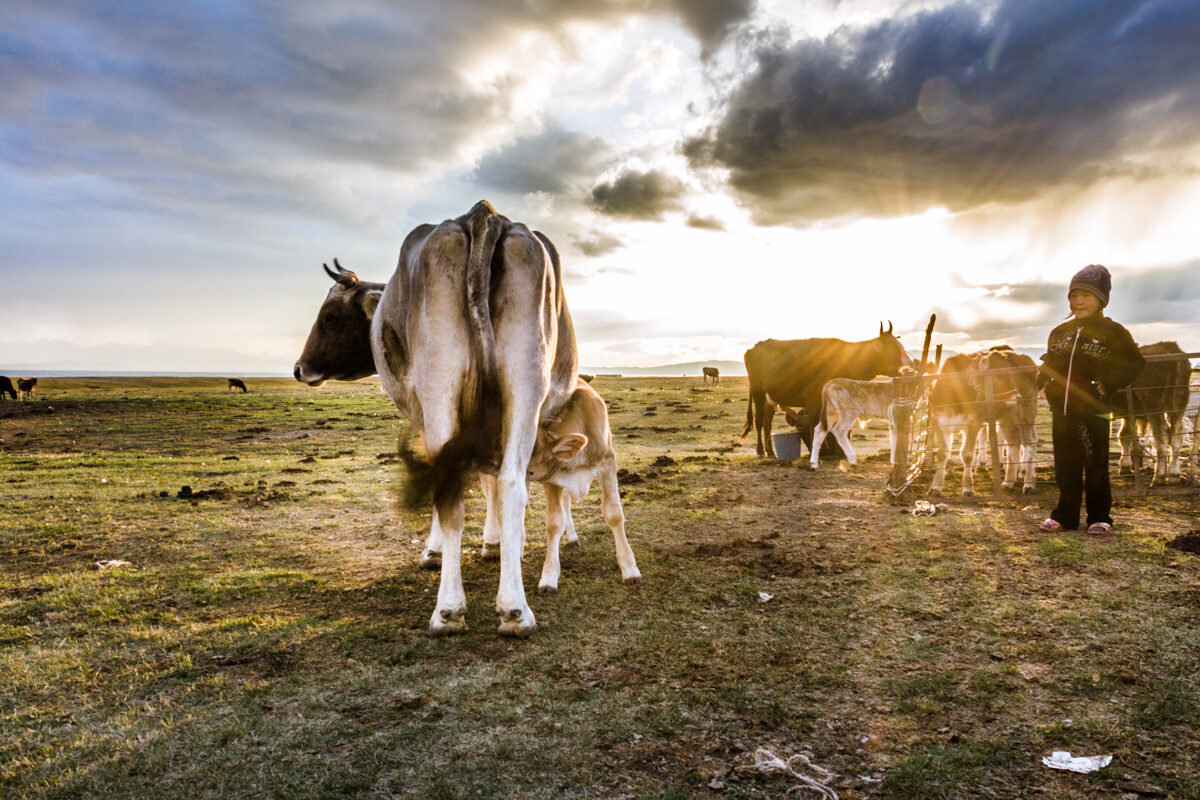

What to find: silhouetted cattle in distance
left=0, top=376, right=15, bottom=400
left=702, top=367, right=720, bottom=383
left=16, top=378, right=37, bottom=399
left=227, top=378, right=248, bottom=392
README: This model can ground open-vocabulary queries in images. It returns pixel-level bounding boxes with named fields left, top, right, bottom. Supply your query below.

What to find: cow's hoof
left=419, top=551, right=441, bottom=570
left=623, top=575, right=643, bottom=586
left=480, top=545, right=500, bottom=561
left=962, top=489, right=975, bottom=498
left=1023, top=486, right=1036, bottom=495
left=1001, top=483, right=1014, bottom=491
left=563, top=538, right=580, bottom=548
left=496, top=607, right=536, bottom=637
left=537, top=584, right=558, bottom=596
left=428, top=607, right=468, bottom=636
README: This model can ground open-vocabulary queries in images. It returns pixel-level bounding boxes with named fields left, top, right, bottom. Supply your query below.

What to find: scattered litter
left=739, top=748, right=839, bottom=800
left=757, top=592, right=774, bottom=603
left=94, top=560, right=132, bottom=570
left=911, top=500, right=937, bottom=516
left=1042, top=751, right=1112, bottom=773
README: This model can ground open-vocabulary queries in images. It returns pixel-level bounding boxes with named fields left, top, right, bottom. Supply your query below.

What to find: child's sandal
left=1087, top=522, right=1114, bottom=535
left=1039, top=518, right=1064, bottom=533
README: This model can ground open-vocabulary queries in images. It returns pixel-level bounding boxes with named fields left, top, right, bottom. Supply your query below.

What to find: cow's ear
left=551, top=433, right=588, bottom=460
left=361, top=289, right=382, bottom=320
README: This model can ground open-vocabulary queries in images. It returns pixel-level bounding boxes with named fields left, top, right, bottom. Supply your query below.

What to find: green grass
left=2, top=377, right=1199, bottom=799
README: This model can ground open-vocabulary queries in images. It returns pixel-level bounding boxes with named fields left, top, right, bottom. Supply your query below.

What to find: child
left=1036, top=264, right=1144, bottom=534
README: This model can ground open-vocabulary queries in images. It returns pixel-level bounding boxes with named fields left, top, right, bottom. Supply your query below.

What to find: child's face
left=1068, top=289, right=1103, bottom=319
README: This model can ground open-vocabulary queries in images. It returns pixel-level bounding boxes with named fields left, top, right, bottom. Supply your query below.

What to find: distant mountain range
left=580, top=360, right=746, bottom=377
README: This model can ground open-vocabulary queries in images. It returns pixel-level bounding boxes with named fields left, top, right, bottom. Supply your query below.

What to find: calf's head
left=527, top=427, right=588, bottom=482
left=294, top=259, right=382, bottom=386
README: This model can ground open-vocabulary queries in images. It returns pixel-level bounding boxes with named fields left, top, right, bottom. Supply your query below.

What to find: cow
left=524, top=378, right=640, bottom=594
left=16, top=377, right=37, bottom=399
left=740, top=324, right=912, bottom=458
left=1116, top=341, right=1191, bottom=486
left=578, top=374, right=595, bottom=383
left=295, top=201, right=578, bottom=637
left=228, top=378, right=248, bottom=392
left=978, top=347, right=1039, bottom=493
left=702, top=366, right=720, bottom=384
left=930, top=348, right=1038, bottom=496
left=809, top=376, right=906, bottom=469
left=0, top=376, right=15, bottom=400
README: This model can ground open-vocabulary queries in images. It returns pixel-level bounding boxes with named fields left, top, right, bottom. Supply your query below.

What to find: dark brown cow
left=702, top=366, right=720, bottom=383
left=16, top=377, right=37, bottom=399
left=0, top=376, right=15, bottom=400
left=227, top=378, right=248, bottom=392
left=740, top=324, right=912, bottom=458
left=1116, top=341, right=1191, bottom=485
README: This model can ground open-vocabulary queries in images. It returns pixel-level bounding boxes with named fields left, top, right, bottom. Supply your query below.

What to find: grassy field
left=2, top=376, right=1198, bottom=799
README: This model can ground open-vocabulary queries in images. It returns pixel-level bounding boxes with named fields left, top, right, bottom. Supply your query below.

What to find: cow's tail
left=739, top=391, right=755, bottom=442
left=399, top=200, right=504, bottom=513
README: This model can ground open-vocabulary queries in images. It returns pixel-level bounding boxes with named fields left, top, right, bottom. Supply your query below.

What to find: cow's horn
left=879, top=321, right=884, bottom=335
left=323, top=261, right=357, bottom=287
left=887, top=320, right=894, bottom=334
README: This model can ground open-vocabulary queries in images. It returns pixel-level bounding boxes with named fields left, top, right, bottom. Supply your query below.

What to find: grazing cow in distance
left=0, top=376, right=15, bottom=400
left=227, top=378, right=248, bottom=392
left=1116, top=341, right=1191, bottom=485
left=524, top=378, right=640, bottom=594
left=16, top=378, right=37, bottom=399
left=810, top=374, right=910, bottom=469
left=702, top=366, right=720, bottom=384
left=740, top=323, right=912, bottom=458
left=295, top=201, right=578, bottom=637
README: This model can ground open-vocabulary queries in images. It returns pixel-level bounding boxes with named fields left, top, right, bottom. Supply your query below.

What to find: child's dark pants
left=1050, top=410, right=1113, bottom=530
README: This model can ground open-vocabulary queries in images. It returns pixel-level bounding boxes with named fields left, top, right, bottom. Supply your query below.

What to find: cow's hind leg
left=829, top=416, right=859, bottom=467
left=428, top=497, right=468, bottom=636
left=562, top=494, right=579, bottom=546
left=479, top=473, right=502, bottom=560
left=420, top=509, right=445, bottom=570
left=960, top=426, right=979, bottom=496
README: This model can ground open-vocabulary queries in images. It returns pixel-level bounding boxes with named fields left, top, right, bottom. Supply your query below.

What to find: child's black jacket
left=1038, top=316, right=1144, bottom=416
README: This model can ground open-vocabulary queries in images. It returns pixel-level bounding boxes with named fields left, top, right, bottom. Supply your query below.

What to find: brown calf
left=524, top=379, right=640, bottom=594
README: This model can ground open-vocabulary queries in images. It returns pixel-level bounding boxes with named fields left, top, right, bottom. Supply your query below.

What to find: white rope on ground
left=741, top=748, right=840, bottom=799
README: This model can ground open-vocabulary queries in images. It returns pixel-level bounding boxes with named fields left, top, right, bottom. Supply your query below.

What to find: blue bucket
left=772, top=431, right=803, bottom=461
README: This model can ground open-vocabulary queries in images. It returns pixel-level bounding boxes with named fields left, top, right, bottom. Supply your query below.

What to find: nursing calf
left=521, top=379, right=640, bottom=594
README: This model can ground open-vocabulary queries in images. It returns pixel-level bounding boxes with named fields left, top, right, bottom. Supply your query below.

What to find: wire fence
left=885, top=352, right=1200, bottom=499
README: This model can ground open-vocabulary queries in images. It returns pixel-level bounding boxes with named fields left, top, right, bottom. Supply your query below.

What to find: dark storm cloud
left=0, top=0, right=751, bottom=226
left=686, top=0, right=1200, bottom=223
left=473, top=126, right=611, bottom=195
left=588, top=170, right=686, bottom=219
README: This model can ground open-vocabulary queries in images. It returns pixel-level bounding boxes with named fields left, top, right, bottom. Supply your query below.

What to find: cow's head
left=875, top=321, right=913, bottom=375
left=294, top=259, right=382, bottom=386
left=526, top=426, right=588, bottom=482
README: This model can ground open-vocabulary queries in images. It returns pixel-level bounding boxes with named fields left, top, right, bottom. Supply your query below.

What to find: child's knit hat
left=1069, top=264, right=1111, bottom=307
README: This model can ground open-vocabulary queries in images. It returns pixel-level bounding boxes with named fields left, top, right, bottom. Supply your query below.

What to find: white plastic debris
left=1042, top=751, right=1112, bottom=773
left=741, top=748, right=839, bottom=800
left=911, top=500, right=937, bottom=516
left=94, top=560, right=133, bottom=570
left=757, top=591, right=774, bottom=603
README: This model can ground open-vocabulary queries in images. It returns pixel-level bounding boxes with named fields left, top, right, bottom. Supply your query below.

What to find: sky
left=2, top=0, right=1199, bottom=375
